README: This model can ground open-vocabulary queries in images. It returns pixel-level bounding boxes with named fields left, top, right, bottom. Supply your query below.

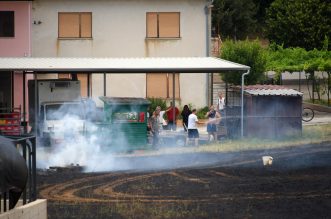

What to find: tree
left=212, top=0, right=257, bottom=40
left=265, top=0, right=331, bottom=50
left=265, top=45, right=331, bottom=102
left=220, top=40, right=267, bottom=85
left=253, top=0, right=275, bottom=32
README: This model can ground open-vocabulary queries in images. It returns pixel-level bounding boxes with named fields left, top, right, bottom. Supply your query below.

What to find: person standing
left=165, top=102, right=179, bottom=130
left=205, top=105, right=220, bottom=142
left=150, top=108, right=160, bottom=147
left=186, top=109, right=200, bottom=146
left=181, top=105, right=191, bottom=131
left=217, top=91, right=225, bottom=116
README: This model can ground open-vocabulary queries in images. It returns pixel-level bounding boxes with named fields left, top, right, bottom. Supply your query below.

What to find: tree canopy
left=265, top=0, right=331, bottom=50
left=212, top=0, right=257, bottom=40
left=220, top=40, right=266, bottom=85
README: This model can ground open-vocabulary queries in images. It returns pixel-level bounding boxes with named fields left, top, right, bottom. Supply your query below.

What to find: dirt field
left=37, top=142, right=331, bottom=219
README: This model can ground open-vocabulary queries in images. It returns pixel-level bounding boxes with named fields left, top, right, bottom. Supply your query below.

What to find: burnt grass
left=37, top=142, right=331, bottom=219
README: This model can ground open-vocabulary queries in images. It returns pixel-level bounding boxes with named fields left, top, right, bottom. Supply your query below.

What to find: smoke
left=35, top=97, right=223, bottom=172
left=35, top=93, right=304, bottom=173
left=36, top=99, right=113, bottom=171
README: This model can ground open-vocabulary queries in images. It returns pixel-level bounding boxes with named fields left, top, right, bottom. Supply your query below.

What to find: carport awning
left=0, top=57, right=250, bottom=73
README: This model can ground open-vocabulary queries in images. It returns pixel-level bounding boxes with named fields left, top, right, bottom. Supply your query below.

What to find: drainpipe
left=241, top=70, right=250, bottom=138
left=205, top=0, right=213, bottom=106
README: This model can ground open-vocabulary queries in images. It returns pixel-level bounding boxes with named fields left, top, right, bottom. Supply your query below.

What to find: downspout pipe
left=241, top=70, right=250, bottom=138
left=205, top=0, right=213, bottom=106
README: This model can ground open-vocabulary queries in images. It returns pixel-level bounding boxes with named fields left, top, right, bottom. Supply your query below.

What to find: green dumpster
left=99, top=97, right=150, bottom=151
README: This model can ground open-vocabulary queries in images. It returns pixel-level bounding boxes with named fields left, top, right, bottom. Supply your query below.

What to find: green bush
left=196, top=106, right=209, bottom=119
left=220, top=39, right=267, bottom=85
left=147, top=98, right=167, bottom=115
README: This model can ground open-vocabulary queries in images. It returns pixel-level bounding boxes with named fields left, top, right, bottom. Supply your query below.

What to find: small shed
left=243, top=85, right=303, bottom=138
left=99, top=97, right=150, bottom=150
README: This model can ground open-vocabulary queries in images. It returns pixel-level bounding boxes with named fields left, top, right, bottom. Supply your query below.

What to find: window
left=58, top=12, right=92, bottom=38
left=146, top=73, right=180, bottom=98
left=0, top=11, right=14, bottom=37
left=146, top=12, right=180, bottom=38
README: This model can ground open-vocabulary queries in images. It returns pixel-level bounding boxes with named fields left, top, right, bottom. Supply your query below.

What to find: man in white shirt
left=217, top=91, right=225, bottom=115
left=186, top=109, right=199, bottom=146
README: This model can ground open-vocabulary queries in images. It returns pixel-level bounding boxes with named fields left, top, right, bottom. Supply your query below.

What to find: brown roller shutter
left=146, top=13, right=158, bottom=38
left=159, top=13, right=180, bottom=38
left=77, top=74, right=88, bottom=97
left=59, top=13, right=80, bottom=38
left=80, top=13, right=92, bottom=38
left=146, top=73, right=167, bottom=98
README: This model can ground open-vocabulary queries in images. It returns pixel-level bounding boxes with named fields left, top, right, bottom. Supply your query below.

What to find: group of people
left=148, top=92, right=226, bottom=147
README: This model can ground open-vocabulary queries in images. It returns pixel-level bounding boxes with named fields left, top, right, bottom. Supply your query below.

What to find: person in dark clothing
left=181, top=105, right=192, bottom=131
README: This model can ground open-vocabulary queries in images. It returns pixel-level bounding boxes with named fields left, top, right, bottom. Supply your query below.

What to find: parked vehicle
left=28, top=79, right=85, bottom=145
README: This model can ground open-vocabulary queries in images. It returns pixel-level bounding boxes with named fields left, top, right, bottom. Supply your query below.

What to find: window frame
left=58, top=12, right=92, bottom=39
left=146, top=12, right=180, bottom=39
left=0, top=11, right=15, bottom=38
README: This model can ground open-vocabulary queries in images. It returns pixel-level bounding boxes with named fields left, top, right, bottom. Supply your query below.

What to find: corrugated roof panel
left=0, top=57, right=250, bottom=73
left=245, top=89, right=303, bottom=96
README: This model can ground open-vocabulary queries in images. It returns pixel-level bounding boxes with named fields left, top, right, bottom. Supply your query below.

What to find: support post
left=34, top=74, right=38, bottom=136
left=103, top=73, right=106, bottom=96
left=210, top=73, right=214, bottom=105
left=87, top=73, right=90, bottom=97
left=172, top=72, right=176, bottom=130
left=241, top=70, right=250, bottom=138
left=23, top=71, right=27, bottom=133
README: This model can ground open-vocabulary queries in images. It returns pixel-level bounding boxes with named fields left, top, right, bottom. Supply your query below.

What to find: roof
left=99, top=97, right=150, bottom=105
left=243, top=85, right=303, bottom=96
left=0, top=57, right=250, bottom=73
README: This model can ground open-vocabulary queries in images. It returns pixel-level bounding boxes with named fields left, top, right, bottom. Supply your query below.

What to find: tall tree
left=253, top=0, right=275, bottom=32
left=212, top=0, right=257, bottom=40
left=265, top=0, right=331, bottom=50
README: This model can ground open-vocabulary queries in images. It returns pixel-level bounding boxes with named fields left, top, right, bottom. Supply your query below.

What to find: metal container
left=99, top=97, right=150, bottom=151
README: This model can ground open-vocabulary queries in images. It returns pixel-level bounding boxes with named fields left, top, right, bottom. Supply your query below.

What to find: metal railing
left=0, top=134, right=36, bottom=213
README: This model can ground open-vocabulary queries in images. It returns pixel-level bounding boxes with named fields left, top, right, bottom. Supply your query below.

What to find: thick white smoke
left=36, top=99, right=119, bottom=172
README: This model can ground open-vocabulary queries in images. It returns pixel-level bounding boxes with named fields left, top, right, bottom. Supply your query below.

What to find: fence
left=280, top=71, right=330, bottom=106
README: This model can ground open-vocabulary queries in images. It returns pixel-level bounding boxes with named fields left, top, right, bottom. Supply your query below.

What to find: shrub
left=196, top=106, right=209, bottom=119
left=147, top=98, right=167, bottom=115
left=220, top=39, right=267, bottom=85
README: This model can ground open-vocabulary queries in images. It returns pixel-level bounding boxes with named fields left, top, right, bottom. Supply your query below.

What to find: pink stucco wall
left=0, top=1, right=31, bottom=57
left=0, top=1, right=32, bottom=116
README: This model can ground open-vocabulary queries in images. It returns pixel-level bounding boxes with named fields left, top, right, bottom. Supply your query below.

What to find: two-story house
left=31, top=0, right=213, bottom=107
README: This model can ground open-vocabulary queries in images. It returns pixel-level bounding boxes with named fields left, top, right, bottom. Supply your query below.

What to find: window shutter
left=59, top=13, right=80, bottom=38
left=80, top=13, right=92, bottom=38
left=77, top=74, right=88, bottom=97
left=146, top=73, right=167, bottom=98
left=146, top=13, right=158, bottom=38
left=158, top=13, right=180, bottom=38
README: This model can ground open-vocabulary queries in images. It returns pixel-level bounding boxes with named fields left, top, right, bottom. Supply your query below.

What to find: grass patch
left=155, top=124, right=331, bottom=155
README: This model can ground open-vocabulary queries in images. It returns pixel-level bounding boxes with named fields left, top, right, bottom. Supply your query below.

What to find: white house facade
left=31, top=0, right=212, bottom=107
